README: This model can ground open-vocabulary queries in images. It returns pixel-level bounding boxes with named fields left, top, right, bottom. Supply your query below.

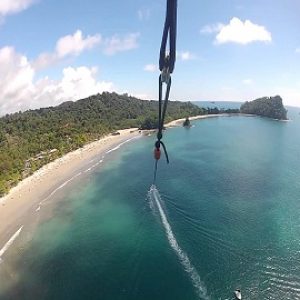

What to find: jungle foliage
left=0, top=92, right=204, bottom=195
left=240, top=95, right=287, bottom=120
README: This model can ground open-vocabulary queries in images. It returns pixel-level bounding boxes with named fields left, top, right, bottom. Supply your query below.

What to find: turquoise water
left=1, top=108, right=300, bottom=300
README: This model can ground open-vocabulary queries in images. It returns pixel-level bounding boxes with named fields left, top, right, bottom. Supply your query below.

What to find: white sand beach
left=0, top=128, right=140, bottom=254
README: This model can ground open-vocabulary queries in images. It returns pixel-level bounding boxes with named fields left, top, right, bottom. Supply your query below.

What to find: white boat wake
left=148, top=185, right=210, bottom=300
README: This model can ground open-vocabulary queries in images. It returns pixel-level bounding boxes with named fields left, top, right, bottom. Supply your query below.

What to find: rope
left=159, top=0, right=177, bottom=73
left=153, top=0, right=177, bottom=184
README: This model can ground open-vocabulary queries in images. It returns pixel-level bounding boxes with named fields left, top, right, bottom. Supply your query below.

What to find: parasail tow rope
left=153, top=0, right=177, bottom=184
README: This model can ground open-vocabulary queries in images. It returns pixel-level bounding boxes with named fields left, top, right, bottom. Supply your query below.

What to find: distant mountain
left=240, top=96, right=287, bottom=120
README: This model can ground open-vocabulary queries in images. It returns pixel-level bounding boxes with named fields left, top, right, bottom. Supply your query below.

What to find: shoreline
left=0, top=128, right=141, bottom=256
left=165, top=113, right=223, bottom=127
left=0, top=113, right=234, bottom=258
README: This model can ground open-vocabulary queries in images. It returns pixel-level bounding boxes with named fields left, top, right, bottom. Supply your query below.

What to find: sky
left=1, top=0, right=300, bottom=115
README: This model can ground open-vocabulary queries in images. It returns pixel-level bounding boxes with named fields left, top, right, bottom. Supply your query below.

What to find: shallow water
left=1, top=108, right=300, bottom=300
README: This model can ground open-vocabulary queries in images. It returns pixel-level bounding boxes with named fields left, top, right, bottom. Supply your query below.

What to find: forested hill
left=240, top=95, right=287, bottom=120
left=0, top=92, right=203, bottom=195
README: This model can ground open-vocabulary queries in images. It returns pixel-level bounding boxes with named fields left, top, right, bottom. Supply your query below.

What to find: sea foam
left=0, top=226, right=23, bottom=263
left=106, top=136, right=140, bottom=154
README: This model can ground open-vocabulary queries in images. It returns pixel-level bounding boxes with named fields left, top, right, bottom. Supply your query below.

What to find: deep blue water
left=1, top=107, right=300, bottom=300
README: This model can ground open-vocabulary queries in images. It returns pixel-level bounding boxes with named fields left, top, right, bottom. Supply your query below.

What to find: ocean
left=1, top=106, right=300, bottom=300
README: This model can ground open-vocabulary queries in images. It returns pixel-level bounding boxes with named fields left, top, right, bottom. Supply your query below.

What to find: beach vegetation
left=240, top=95, right=287, bottom=120
left=0, top=92, right=244, bottom=196
left=0, top=92, right=204, bottom=196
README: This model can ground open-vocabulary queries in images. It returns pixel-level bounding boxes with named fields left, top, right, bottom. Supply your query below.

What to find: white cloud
left=0, top=0, right=35, bottom=16
left=34, top=31, right=139, bottom=69
left=295, top=48, right=300, bottom=54
left=33, top=52, right=58, bottom=70
left=138, top=8, right=150, bottom=21
left=36, top=66, right=113, bottom=106
left=0, top=47, right=113, bottom=115
left=56, top=30, right=101, bottom=58
left=200, top=23, right=224, bottom=34
left=177, top=51, right=197, bottom=61
left=215, top=18, right=272, bottom=45
left=103, top=33, right=140, bottom=55
left=144, top=64, right=157, bottom=72
left=34, top=30, right=101, bottom=69
left=0, top=47, right=35, bottom=113
left=242, top=79, right=253, bottom=85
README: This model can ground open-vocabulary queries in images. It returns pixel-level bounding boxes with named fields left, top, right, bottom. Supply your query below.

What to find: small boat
left=234, top=289, right=241, bottom=300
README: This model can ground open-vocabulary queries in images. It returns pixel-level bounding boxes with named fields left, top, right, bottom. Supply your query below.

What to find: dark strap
left=153, top=0, right=177, bottom=184
left=159, top=0, right=177, bottom=73
left=157, top=74, right=172, bottom=140
left=157, top=0, right=177, bottom=142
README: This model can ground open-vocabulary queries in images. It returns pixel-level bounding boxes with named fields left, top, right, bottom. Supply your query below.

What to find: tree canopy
left=240, top=96, right=287, bottom=120
left=0, top=92, right=204, bottom=196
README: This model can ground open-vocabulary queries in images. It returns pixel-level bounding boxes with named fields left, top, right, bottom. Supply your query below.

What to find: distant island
left=240, top=95, right=287, bottom=120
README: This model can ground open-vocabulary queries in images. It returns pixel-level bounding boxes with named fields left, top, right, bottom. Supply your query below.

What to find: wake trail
left=149, top=185, right=210, bottom=300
